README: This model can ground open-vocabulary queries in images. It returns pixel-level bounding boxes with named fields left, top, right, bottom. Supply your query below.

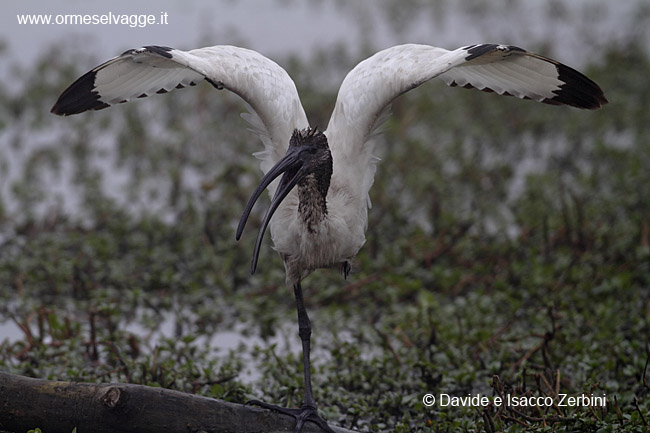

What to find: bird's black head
left=287, top=127, right=332, bottom=198
left=236, top=127, right=332, bottom=274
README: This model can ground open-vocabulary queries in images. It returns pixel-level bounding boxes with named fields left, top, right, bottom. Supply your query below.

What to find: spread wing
left=325, top=43, right=608, bottom=210
left=437, top=44, right=608, bottom=108
left=51, top=45, right=309, bottom=177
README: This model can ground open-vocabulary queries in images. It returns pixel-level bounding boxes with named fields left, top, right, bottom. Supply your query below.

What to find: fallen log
left=0, top=372, right=355, bottom=433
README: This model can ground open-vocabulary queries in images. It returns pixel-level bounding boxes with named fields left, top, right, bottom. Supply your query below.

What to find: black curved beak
left=236, top=146, right=308, bottom=274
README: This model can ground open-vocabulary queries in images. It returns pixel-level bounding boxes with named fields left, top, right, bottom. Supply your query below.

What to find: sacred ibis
left=51, top=43, right=607, bottom=432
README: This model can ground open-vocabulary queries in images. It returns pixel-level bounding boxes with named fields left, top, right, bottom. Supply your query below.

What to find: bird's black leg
left=246, top=282, right=335, bottom=433
left=341, top=261, right=351, bottom=280
left=295, top=280, right=316, bottom=406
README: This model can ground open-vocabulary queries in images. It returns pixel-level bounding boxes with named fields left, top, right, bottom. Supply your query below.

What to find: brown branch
left=633, top=396, right=649, bottom=429
left=0, top=372, right=354, bottom=433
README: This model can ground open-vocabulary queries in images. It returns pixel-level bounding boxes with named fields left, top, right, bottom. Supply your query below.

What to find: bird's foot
left=245, top=399, right=335, bottom=433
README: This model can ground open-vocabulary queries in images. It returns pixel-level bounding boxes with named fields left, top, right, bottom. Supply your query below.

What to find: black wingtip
left=52, top=45, right=180, bottom=116
left=463, top=43, right=608, bottom=110
left=51, top=69, right=109, bottom=116
left=550, top=62, right=608, bottom=110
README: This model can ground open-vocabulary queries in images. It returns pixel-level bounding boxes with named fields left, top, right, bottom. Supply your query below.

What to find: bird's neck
left=297, top=173, right=329, bottom=234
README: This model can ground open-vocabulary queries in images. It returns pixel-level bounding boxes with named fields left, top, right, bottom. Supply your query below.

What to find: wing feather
left=51, top=45, right=309, bottom=176
left=325, top=43, right=607, bottom=214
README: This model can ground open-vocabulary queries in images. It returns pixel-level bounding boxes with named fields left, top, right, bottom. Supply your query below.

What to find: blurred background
left=1, top=1, right=649, bottom=432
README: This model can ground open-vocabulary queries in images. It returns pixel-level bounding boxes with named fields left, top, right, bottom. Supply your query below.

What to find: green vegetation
left=1, top=13, right=649, bottom=433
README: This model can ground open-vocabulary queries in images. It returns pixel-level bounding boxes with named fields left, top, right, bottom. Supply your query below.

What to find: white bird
left=51, top=42, right=607, bottom=432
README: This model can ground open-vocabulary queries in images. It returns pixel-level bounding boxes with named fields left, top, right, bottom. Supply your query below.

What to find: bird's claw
left=245, top=399, right=336, bottom=433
